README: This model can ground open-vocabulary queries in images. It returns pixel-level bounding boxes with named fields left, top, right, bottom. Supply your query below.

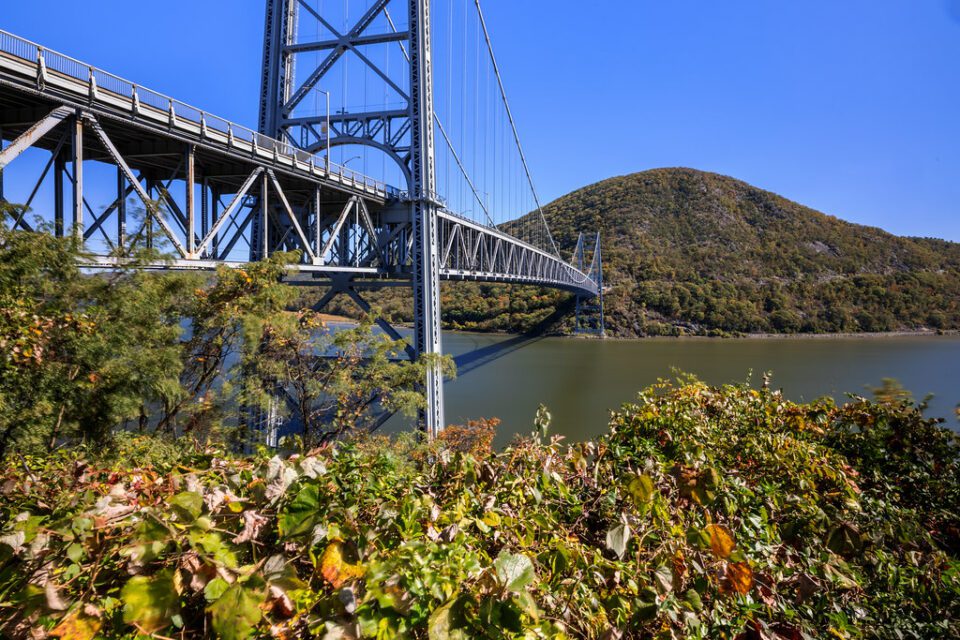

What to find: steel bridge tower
left=257, top=0, right=444, bottom=436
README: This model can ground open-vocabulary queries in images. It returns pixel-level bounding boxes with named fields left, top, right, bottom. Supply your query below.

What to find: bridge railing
left=0, top=29, right=392, bottom=196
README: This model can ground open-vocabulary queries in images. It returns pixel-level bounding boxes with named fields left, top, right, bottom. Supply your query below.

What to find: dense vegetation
left=3, top=199, right=960, bottom=638
left=320, top=283, right=570, bottom=335
left=0, top=204, right=446, bottom=456
left=2, top=380, right=958, bottom=638
left=331, top=168, right=960, bottom=337
left=543, top=168, right=960, bottom=336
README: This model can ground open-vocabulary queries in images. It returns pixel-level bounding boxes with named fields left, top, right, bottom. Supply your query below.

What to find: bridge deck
left=0, top=31, right=392, bottom=202
left=0, top=29, right=598, bottom=297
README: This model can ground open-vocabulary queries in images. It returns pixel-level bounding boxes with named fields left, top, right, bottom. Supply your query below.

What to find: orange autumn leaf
left=319, top=541, right=365, bottom=588
left=705, top=524, right=735, bottom=559
left=50, top=611, right=102, bottom=640
left=673, top=549, right=687, bottom=578
left=723, top=562, right=754, bottom=595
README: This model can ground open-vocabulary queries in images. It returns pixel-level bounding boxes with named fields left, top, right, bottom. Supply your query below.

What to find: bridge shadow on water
left=453, top=333, right=546, bottom=377
left=451, top=296, right=575, bottom=377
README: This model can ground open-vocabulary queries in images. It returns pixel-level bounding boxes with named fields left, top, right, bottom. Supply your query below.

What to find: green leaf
left=203, top=577, right=230, bottom=602
left=188, top=530, right=238, bottom=569
left=653, top=564, right=674, bottom=593
left=626, top=474, right=655, bottom=505
left=122, top=518, right=171, bottom=566
left=169, top=491, right=204, bottom=522
left=702, top=466, right=721, bottom=490
left=121, top=570, right=180, bottom=633
left=278, top=484, right=320, bottom=538
left=825, top=523, right=863, bottom=557
left=65, top=542, right=84, bottom=563
left=683, top=589, right=703, bottom=611
left=208, top=583, right=264, bottom=640
left=494, top=551, right=536, bottom=593
left=687, top=524, right=711, bottom=549
left=474, top=517, right=491, bottom=534
left=605, top=522, right=631, bottom=560
left=634, top=587, right=659, bottom=621
left=428, top=602, right=453, bottom=640
left=428, top=599, right=470, bottom=640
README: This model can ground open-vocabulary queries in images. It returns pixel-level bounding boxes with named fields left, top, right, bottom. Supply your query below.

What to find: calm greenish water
left=385, top=333, right=960, bottom=444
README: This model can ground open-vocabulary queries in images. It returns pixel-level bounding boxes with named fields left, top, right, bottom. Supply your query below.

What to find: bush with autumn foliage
left=0, top=206, right=449, bottom=456
left=1, top=378, right=958, bottom=638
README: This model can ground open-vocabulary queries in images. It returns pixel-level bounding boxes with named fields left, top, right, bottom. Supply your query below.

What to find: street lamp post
left=339, top=155, right=362, bottom=183
left=313, top=87, right=331, bottom=173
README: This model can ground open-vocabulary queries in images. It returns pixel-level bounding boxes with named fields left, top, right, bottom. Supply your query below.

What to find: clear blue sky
left=4, top=1, right=959, bottom=240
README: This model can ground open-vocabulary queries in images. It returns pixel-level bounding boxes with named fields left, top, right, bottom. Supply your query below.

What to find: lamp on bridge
left=311, top=86, right=330, bottom=173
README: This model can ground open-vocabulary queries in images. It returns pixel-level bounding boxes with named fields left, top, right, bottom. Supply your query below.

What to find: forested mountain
left=325, top=168, right=960, bottom=337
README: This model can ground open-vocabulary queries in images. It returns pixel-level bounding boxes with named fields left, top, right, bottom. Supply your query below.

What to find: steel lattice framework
left=0, top=3, right=601, bottom=438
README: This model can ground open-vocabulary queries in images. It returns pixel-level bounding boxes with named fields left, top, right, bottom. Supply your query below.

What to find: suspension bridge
left=0, top=0, right=603, bottom=437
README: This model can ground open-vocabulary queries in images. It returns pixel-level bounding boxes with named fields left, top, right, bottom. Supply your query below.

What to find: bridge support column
left=211, top=185, right=220, bottom=258
left=201, top=176, right=209, bottom=258
left=185, top=144, right=196, bottom=256
left=260, top=171, right=269, bottom=258
left=313, top=186, right=322, bottom=258
left=574, top=232, right=606, bottom=336
left=411, top=196, right=444, bottom=438
left=54, top=151, right=64, bottom=237
left=410, top=0, right=444, bottom=438
left=71, top=112, right=83, bottom=240
left=117, top=167, right=126, bottom=247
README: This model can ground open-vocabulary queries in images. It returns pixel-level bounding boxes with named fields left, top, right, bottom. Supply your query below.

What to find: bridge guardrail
left=0, top=29, right=396, bottom=198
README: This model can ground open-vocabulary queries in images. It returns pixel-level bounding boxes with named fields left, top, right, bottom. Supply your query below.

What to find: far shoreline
left=562, top=328, right=960, bottom=342
left=316, top=315, right=960, bottom=342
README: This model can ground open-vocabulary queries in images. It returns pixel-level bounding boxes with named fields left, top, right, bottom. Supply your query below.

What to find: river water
left=383, top=333, right=960, bottom=444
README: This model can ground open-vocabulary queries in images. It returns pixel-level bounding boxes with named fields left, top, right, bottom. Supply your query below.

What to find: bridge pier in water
left=574, top=232, right=606, bottom=337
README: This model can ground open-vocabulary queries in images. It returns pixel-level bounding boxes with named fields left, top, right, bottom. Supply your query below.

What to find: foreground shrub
left=1, top=379, right=958, bottom=638
left=0, top=216, right=449, bottom=457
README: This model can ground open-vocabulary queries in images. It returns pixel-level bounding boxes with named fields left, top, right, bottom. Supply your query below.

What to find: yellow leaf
left=705, top=524, right=735, bottom=559
left=50, top=611, right=102, bottom=640
left=319, top=541, right=365, bottom=588
left=482, top=511, right=501, bottom=527
left=722, top=562, right=754, bottom=595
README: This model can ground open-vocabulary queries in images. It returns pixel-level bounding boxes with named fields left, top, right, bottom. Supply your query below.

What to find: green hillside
left=324, top=168, right=960, bottom=337
left=543, top=168, right=960, bottom=336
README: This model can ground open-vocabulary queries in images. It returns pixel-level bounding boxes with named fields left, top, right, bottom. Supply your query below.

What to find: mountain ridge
left=324, top=167, right=960, bottom=337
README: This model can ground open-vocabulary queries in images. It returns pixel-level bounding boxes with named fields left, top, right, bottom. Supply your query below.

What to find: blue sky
left=3, top=1, right=959, bottom=240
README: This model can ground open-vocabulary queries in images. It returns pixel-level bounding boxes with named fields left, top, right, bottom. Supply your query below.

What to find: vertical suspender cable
left=462, top=1, right=468, bottom=215
left=446, top=0, right=453, bottom=210
left=384, top=0, right=493, bottom=225
left=472, top=0, right=559, bottom=257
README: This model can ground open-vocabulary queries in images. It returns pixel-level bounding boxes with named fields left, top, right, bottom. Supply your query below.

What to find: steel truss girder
left=436, top=212, right=599, bottom=295
left=0, top=100, right=598, bottom=295
left=0, top=105, right=72, bottom=169
left=0, top=103, right=399, bottom=269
